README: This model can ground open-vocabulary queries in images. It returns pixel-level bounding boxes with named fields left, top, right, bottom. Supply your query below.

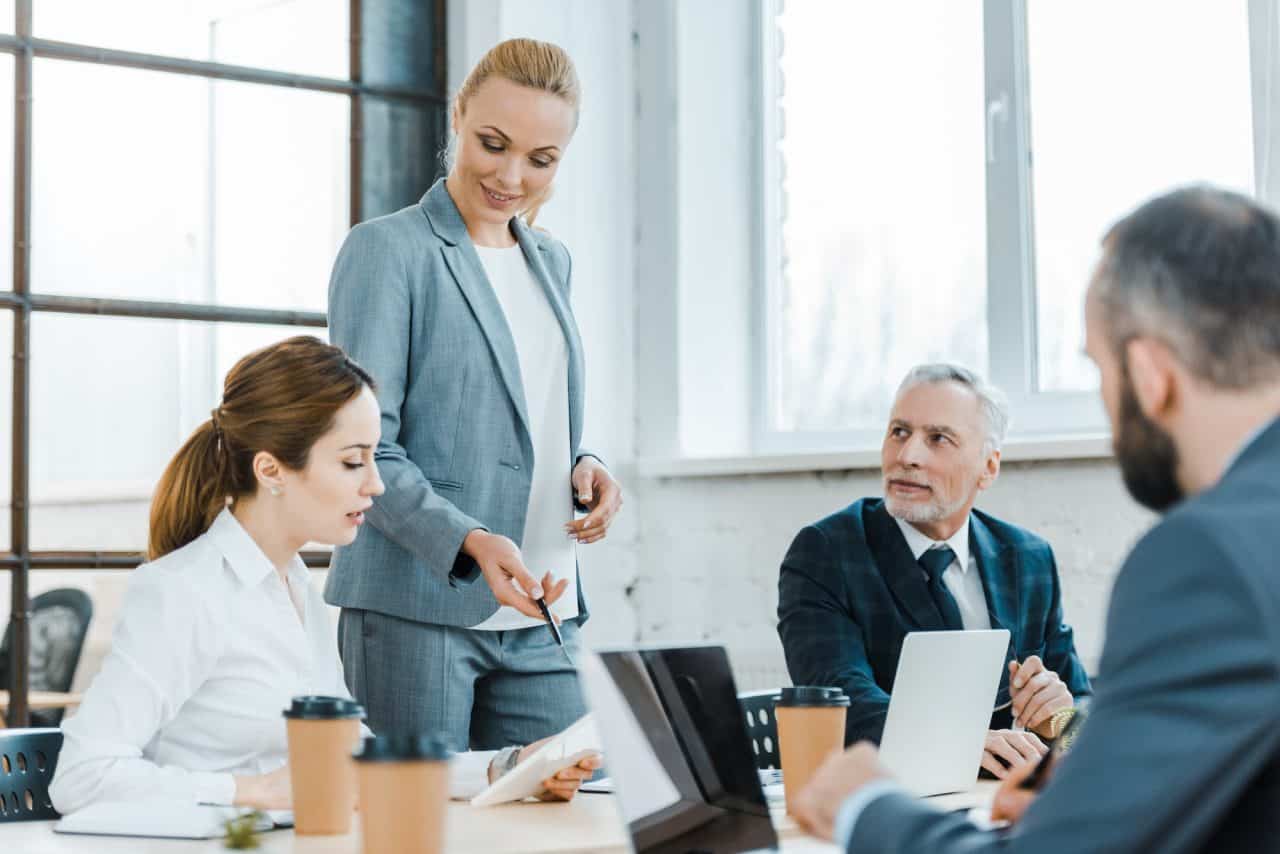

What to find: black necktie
left=919, top=546, right=964, bottom=630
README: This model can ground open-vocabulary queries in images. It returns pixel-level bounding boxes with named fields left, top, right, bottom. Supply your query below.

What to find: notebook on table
left=54, top=802, right=293, bottom=839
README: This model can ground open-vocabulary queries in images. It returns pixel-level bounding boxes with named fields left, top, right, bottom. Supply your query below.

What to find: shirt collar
left=206, top=508, right=309, bottom=588
left=893, top=514, right=972, bottom=575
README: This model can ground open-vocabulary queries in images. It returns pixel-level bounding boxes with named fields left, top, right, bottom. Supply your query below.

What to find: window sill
left=636, top=434, right=1113, bottom=478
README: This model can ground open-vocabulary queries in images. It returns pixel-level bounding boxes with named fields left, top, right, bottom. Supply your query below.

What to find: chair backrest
left=1, top=588, right=93, bottom=726
left=0, top=728, right=62, bottom=822
left=737, top=689, right=782, bottom=770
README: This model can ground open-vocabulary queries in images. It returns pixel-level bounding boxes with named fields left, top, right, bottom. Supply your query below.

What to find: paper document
left=54, top=801, right=279, bottom=839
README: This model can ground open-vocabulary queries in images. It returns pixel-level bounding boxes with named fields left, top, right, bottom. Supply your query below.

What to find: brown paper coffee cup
left=775, top=686, right=850, bottom=816
left=355, top=734, right=454, bottom=854
left=283, top=695, right=366, bottom=835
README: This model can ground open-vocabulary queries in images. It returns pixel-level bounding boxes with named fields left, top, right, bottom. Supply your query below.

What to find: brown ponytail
left=147, top=335, right=375, bottom=561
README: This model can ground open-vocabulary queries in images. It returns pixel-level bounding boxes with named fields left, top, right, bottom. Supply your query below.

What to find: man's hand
left=564, top=457, right=623, bottom=544
left=791, top=742, right=891, bottom=841
left=990, top=747, right=1054, bottom=824
left=463, top=530, right=569, bottom=620
left=232, top=765, right=292, bottom=810
left=1008, top=656, right=1073, bottom=736
left=981, top=729, right=1046, bottom=779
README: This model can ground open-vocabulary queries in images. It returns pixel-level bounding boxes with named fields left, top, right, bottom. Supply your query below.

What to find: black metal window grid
left=2, top=0, right=446, bottom=725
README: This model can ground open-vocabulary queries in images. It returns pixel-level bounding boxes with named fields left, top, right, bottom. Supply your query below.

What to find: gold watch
left=1046, top=706, right=1077, bottom=740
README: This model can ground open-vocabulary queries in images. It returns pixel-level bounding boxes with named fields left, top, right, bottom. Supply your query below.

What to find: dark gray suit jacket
left=324, top=178, right=592, bottom=628
left=847, top=417, right=1280, bottom=853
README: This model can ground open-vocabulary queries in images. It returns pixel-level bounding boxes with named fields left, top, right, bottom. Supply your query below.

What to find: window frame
left=752, top=0, right=1275, bottom=456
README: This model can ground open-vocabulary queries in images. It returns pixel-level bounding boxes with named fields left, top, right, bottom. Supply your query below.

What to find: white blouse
left=470, top=244, right=578, bottom=631
left=50, top=509, right=493, bottom=814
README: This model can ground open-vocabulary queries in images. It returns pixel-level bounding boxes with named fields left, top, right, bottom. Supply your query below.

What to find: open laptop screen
left=584, top=646, right=778, bottom=853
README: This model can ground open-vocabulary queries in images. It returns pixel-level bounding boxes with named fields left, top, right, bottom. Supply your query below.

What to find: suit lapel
left=867, top=502, right=948, bottom=631
left=971, top=514, right=1019, bottom=701
left=513, top=220, right=585, bottom=456
left=422, top=180, right=532, bottom=441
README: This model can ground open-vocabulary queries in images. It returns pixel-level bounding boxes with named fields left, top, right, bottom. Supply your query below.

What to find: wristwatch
left=1046, top=707, right=1077, bottom=740
left=489, top=745, right=525, bottom=783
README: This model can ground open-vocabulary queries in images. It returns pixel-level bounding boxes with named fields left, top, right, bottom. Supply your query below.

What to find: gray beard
left=884, top=491, right=969, bottom=526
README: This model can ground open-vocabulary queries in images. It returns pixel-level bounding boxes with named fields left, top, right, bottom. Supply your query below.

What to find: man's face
left=881, top=380, right=997, bottom=529
left=1083, top=284, right=1184, bottom=512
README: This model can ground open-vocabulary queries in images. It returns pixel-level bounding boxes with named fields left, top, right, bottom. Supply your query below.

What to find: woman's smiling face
left=448, top=76, right=576, bottom=242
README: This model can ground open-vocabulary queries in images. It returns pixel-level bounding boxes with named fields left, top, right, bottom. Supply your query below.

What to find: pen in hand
left=535, top=596, right=575, bottom=668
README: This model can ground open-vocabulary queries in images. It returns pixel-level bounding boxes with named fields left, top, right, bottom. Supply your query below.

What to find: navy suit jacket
left=846, top=421, right=1280, bottom=853
left=777, top=498, right=1091, bottom=746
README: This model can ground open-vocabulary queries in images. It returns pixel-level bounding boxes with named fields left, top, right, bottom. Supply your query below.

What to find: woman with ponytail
left=50, top=336, right=598, bottom=814
left=326, top=37, right=625, bottom=755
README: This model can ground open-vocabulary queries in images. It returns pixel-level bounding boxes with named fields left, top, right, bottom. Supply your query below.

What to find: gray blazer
left=323, top=178, right=591, bottom=628
left=845, top=416, right=1280, bottom=853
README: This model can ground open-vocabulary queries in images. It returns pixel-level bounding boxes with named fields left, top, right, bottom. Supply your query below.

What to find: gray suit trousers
left=337, top=608, right=586, bottom=750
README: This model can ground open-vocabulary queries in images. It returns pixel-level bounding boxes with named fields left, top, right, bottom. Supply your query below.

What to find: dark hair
left=147, top=335, right=376, bottom=560
left=1095, top=185, right=1280, bottom=387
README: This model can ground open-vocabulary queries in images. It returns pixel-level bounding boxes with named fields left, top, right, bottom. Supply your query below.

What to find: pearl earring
left=270, top=486, right=282, bottom=497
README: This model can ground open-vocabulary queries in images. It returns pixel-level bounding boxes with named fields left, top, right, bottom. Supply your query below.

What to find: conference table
left=0, top=691, right=83, bottom=727
left=1, top=783, right=999, bottom=852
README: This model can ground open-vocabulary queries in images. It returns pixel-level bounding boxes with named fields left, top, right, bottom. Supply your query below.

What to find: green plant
left=223, top=810, right=266, bottom=850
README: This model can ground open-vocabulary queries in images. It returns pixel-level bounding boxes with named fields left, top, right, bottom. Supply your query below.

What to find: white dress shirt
left=471, top=244, right=578, bottom=630
left=50, top=509, right=494, bottom=814
left=893, top=515, right=991, bottom=630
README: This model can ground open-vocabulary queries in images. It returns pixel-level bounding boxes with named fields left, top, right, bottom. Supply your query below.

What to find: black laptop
left=581, top=645, right=779, bottom=853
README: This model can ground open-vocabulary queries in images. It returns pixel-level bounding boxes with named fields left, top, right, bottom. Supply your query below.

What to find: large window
left=760, top=0, right=1269, bottom=450
left=1026, top=1, right=1255, bottom=391
left=1, top=0, right=445, bottom=724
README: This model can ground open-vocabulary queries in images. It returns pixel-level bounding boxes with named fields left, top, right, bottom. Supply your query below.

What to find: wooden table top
left=0, top=783, right=998, bottom=853
left=2, top=794, right=629, bottom=853
left=0, top=691, right=84, bottom=711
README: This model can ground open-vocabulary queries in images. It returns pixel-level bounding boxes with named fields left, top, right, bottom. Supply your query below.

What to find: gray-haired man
left=777, top=365, right=1091, bottom=779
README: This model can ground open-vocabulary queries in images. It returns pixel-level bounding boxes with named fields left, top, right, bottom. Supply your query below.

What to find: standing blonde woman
left=325, top=39, right=623, bottom=751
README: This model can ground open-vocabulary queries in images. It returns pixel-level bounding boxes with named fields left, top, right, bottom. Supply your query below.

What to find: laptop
left=878, top=629, right=1010, bottom=796
left=579, top=645, right=781, bottom=853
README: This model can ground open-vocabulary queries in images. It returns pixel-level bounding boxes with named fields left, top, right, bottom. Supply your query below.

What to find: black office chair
left=737, top=689, right=782, bottom=771
left=1, top=588, right=94, bottom=726
left=0, top=728, right=62, bottom=822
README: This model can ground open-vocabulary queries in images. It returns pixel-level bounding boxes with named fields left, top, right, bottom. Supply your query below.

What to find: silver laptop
left=878, top=629, right=1010, bottom=796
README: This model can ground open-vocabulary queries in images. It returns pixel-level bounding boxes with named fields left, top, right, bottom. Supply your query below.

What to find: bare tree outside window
left=772, top=2, right=987, bottom=434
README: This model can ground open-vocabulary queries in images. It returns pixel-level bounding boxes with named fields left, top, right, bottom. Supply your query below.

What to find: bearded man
left=777, top=364, right=1091, bottom=779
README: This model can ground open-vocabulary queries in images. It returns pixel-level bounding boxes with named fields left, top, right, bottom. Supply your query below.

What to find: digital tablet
left=469, top=713, right=601, bottom=807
